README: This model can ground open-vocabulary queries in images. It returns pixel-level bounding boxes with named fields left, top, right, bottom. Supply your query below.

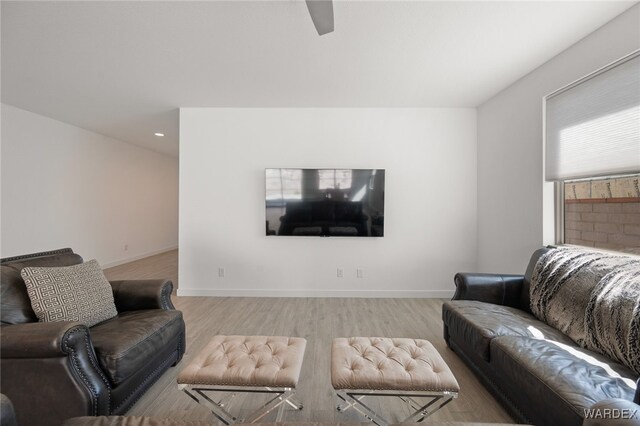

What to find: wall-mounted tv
left=265, top=168, right=385, bottom=237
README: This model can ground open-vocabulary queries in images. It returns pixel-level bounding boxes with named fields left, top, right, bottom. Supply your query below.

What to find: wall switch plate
left=356, top=269, right=363, bottom=278
left=124, top=244, right=128, bottom=251
left=337, top=268, right=343, bottom=278
left=218, top=268, right=225, bottom=278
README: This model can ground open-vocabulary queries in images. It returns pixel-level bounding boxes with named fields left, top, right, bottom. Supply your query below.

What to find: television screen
left=265, top=168, right=385, bottom=237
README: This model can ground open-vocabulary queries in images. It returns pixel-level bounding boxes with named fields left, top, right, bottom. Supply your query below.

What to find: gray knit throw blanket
left=530, top=246, right=640, bottom=375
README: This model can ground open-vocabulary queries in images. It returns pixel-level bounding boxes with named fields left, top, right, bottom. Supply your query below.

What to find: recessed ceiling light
left=154, top=132, right=165, bottom=137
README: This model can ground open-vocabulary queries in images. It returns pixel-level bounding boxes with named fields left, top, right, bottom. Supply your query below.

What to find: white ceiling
left=2, top=1, right=636, bottom=157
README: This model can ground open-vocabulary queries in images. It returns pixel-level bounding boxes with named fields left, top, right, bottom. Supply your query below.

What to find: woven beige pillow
left=21, top=259, right=118, bottom=327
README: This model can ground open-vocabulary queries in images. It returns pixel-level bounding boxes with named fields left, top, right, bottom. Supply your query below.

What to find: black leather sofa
left=0, top=249, right=186, bottom=426
left=278, top=200, right=368, bottom=236
left=442, top=247, right=640, bottom=426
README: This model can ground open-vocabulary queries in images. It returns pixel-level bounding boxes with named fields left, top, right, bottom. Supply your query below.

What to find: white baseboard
left=102, top=245, right=178, bottom=269
left=176, top=288, right=454, bottom=298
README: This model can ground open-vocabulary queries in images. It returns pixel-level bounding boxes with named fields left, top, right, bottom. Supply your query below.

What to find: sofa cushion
left=490, top=335, right=638, bottom=426
left=442, top=300, right=575, bottom=361
left=90, top=309, right=184, bottom=385
left=20, top=260, right=117, bottom=327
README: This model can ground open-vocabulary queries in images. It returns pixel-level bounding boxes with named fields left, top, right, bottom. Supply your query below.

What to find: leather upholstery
left=91, top=310, right=184, bottom=385
left=519, top=247, right=551, bottom=312
left=442, top=246, right=640, bottom=426
left=331, top=337, right=459, bottom=392
left=1, top=320, right=88, bottom=358
left=109, top=280, right=175, bottom=312
left=1, top=324, right=111, bottom=426
left=582, top=399, right=640, bottom=426
left=0, top=394, right=18, bottom=426
left=491, top=336, right=637, bottom=426
left=109, top=340, right=182, bottom=415
left=0, top=249, right=186, bottom=426
left=451, top=247, right=551, bottom=313
left=452, top=273, right=524, bottom=307
left=442, top=300, right=575, bottom=361
left=1, top=248, right=83, bottom=324
left=178, top=335, right=306, bottom=387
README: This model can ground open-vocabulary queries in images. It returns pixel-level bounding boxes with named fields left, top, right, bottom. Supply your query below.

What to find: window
left=545, top=51, right=640, bottom=254
left=318, top=169, right=352, bottom=190
left=563, top=174, right=640, bottom=254
left=265, top=169, right=302, bottom=201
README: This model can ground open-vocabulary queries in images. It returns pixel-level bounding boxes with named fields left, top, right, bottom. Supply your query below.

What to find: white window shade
left=545, top=51, right=640, bottom=181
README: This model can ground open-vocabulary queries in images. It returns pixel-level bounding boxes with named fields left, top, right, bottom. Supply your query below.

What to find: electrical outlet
left=337, top=268, right=343, bottom=278
left=124, top=244, right=128, bottom=251
left=356, top=269, right=363, bottom=278
left=218, top=268, right=225, bottom=278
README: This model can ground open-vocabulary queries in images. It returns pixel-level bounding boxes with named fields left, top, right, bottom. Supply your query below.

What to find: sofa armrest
left=1, top=321, right=88, bottom=358
left=582, top=398, right=640, bottom=426
left=109, top=279, right=175, bottom=311
left=453, top=273, right=525, bottom=307
left=1, top=322, right=111, bottom=422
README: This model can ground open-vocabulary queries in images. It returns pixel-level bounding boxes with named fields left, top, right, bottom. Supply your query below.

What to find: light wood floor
left=104, top=250, right=513, bottom=424
left=104, top=250, right=179, bottom=291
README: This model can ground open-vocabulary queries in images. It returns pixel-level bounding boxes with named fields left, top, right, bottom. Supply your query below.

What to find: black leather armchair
left=0, top=249, right=186, bottom=426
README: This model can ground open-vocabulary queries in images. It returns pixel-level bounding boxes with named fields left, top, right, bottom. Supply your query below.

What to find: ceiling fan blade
left=305, top=0, right=334, bottom=35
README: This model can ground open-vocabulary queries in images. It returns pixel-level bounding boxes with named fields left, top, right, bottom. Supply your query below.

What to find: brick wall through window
left=564, top=175, right=640, bottom=255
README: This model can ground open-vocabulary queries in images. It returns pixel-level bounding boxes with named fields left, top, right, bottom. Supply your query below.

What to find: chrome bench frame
left=335, top=388, right=458, bottom=425
left=179, top=384, right=303, bottom=425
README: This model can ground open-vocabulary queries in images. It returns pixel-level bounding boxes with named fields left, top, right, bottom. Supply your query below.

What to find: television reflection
left=265, top=169, right=385, bottom=237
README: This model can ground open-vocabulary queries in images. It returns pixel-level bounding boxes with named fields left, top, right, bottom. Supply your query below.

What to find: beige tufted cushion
left=331, top=337, right=459, bottom=392
left=177, top=335, right=306, bottom=387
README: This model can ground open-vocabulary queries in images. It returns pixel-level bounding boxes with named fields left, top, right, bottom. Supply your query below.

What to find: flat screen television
left=265, top=168, right=385, bottom=237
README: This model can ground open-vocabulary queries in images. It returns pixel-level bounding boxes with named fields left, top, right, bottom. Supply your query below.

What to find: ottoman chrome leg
left=335, top=389, right=458, bottom=425
left=180, top=384, right=302, bottom=424
left=265, top=387, right=303, bottom=410
left=181, top=386, right=237, bottom=425
left=335, top=390, right=388, bottom=426
left=401, top=392, right=456, bottom=422
left=244, top=388, right=295, bottom=423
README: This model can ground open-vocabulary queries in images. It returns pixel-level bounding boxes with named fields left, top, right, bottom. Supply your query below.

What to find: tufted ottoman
left=331, top=337, right=460, bottom=425
left=177, top=335, right=306, bottom=424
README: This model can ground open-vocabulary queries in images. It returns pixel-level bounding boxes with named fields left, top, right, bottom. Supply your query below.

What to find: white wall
left=1, top=104, right=179, bottom=267
left=476, top=5, right=640, bottom=274
left=179, top=108, right=477, bottom=297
